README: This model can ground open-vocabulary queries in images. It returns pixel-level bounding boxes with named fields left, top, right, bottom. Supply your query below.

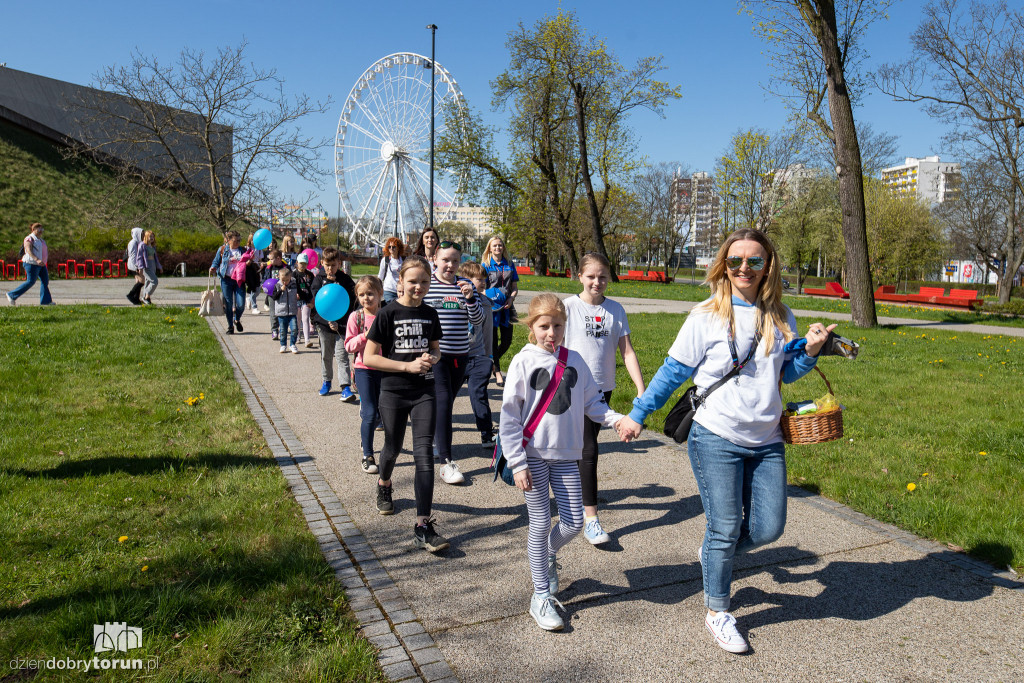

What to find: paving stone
left=354, top=606, right=384, bottom=624
left=360, top=619, right=392, bottom=638
left=411, top=646, right=444, bottom=666
left=347, top=596, right=375, bottom=611
left=368, top=633, right=400, bottom=650
left=374, top=587, right=404, bottom=601
left=390, top=609, right=418, bottom=625
left=377, top=646, right=408, bottom=666
left=346, top=587, right=371, bottom=600
left=420, top=661, right=454, bottom=682
left=382, top=660, right=418, bottom=682
left=379, top=598, right=409, bottom=613
left=341, top=576, right=365, bottom=590
left=401, top=631, right=435, bottom=650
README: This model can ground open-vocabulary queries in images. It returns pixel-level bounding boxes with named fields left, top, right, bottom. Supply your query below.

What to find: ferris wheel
left=335, top=52, right=467, bottom=246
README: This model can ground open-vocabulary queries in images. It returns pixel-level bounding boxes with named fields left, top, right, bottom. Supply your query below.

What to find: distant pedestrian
left=125, top=226, right=145, bottom=305
left=270, top=267, right=300, bottom=354
left=345, top=275, right=385, bottom=474
left=6, top=222, right=52, bottom=306
left=137, top=230, right=163, bottom=305
left=377, top=237, right=405, bottom=304
left=413, top=227, right=440, bottom=274
left=310, top=247, right=358, bottom=401
left=482, top=235, right=518, bottom=386
left=209, top=230, right=248, bottom=334
left=245, top=233, right=265, bottom=314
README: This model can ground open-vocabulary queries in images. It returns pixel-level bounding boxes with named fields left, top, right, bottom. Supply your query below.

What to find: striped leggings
left=524, top=455, right=585, bottom=594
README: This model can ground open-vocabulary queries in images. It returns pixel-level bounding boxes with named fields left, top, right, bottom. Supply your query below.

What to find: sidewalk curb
left=205, top=316, right=459, bottom=683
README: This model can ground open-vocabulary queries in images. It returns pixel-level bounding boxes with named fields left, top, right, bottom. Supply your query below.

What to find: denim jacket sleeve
left=627, top=356, right=695, bottom=426
left=210, top=246, right=224, bottom=276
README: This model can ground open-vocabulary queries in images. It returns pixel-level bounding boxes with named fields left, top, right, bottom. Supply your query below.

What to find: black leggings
left=578, top=390, right=613, bottom=508
left=378, top=389, right=436, bottom=517
left=433, top=355, right=467, bottom=462
left=491, top=324, right=514, bottom=373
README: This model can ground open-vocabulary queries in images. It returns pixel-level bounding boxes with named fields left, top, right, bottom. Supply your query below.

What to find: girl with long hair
left=377, top=237, right=406, bottom=304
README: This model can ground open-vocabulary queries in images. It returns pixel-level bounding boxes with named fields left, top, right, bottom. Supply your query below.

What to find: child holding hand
left=345, top=275, right=385, bottom=474
left=499, top=293, right=629, bottom=632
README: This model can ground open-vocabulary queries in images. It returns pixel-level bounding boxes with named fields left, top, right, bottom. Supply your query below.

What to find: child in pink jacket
left=345, top=275, right=384, bottom=474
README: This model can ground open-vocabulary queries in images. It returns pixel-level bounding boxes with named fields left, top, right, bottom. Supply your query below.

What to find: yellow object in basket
left=814, top=392, right=839, bottom=414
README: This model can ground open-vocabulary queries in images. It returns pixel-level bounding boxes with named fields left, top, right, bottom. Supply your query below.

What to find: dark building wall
left=0, top=67, right=232, bottom=196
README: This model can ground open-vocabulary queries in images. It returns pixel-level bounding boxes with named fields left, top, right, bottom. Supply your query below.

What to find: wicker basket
left=781, top=366, right=844, bottom=445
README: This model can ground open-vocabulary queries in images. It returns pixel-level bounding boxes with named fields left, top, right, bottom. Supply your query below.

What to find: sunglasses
left=725, top=256, right=765, bottom=271
left=438, top=241, right=461, bottom=251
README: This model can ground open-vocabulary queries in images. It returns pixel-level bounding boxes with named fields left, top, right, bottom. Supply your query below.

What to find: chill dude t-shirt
left=366, top=302, right=443, bottom=393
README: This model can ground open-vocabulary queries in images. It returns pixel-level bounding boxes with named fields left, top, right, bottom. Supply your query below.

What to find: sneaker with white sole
left=319, top=381, right=331, bottom=396
left=278, top=346, right=287, bottom=353
left=289, top=344, right=298, bottom=354
left=705, top=611, right=749, bottom=654
left=529, top=592, right=564, bottom=631
left=583, top=516, right=611, bottom=545
left=339, top=386, right=357, bottom=403
left=481, top=433, right=495, bottom=449
left=548, top=554, right=560, bottom=595
left=439, top=461, right=464, bottom=484
left=6, top=293, right=16, bottom=306
left=362, top=456, right=378, bottom=474
left=375, top=482, right=394, bottom=515
left=413, top=518, right=449, bottom=552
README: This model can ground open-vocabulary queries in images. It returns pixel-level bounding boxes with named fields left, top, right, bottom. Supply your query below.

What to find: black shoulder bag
left=663, top=327, right=762, bottom=443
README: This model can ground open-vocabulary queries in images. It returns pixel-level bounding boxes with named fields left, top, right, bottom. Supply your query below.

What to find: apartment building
left=881, top=156, right=960, bottom=204
left=672, top=171, right=721, bottom=260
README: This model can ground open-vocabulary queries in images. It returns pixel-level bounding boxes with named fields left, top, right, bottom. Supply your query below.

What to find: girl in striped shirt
left=423, top=240, right=484, bottom=485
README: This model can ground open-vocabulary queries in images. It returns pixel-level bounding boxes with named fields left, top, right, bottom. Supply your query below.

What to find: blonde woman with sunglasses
left=617, top=228, right=837, bottom=655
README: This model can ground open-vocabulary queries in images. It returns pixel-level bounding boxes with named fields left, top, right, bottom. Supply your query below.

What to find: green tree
left=874, top=0, right=1024, bottom=303
left=774, top=175, right=838, bottom=292
left=743, top=0, right=896, bottom=327
left=715, top=127, right=805, bottom=232
left=863, top=178, right=947, bottom=286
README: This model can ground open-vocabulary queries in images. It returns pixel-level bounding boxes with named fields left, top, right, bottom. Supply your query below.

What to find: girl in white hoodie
left=499, top=293, right=627, bottom=632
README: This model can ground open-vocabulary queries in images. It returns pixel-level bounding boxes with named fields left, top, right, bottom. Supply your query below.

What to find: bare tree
left=742, top=0, right=896, bottom=327
left=630, top=162, right=694, bottom=275
left=715, top=127, right=806, bottom=233
left=71, top=41, right=331, bottom=234
left=937, top=157, right=1008, bottom=291
left=875, top=0, right=1024, bottom=303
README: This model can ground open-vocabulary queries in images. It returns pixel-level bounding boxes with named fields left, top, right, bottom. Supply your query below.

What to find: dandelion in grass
left=979, top=451, right=987, bottom=456
left=141, top=565, right=148, bottom=572
left=907, top=483, right=917, bottom=492
left=922, top=473, right=929, bottom=477
left=119, top=536, right=128, bottom=543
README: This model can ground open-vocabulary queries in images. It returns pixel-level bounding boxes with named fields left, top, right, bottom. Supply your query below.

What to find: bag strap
left=693, top=330, right=762, bottom=410
left=522, top=346, right=569, bottom=445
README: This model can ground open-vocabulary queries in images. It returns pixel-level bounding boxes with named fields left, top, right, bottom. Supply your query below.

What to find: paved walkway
left=7, top=278, right=1024, bottom=682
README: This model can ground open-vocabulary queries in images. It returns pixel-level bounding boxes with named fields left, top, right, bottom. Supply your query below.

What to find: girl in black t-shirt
left=363, top=257, right=449, bottom=553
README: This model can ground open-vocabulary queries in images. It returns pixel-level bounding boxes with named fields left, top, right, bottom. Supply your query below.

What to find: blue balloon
left=253, top=228, right=273, bottom=251
left=314, top=283, right=350, bottom=322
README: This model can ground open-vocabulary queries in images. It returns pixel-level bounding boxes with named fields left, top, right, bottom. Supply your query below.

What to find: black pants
left=127, top=271, right=143, bottom=301
left=378, top=388, right=436, bottom=517
left=579, top=390, right=613, bottom=508
left=432, top=355, right=467, bottom=462
left=491, top=324, right=514, bottom=373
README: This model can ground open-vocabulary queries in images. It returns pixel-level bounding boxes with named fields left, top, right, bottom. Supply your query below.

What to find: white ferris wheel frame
left=335, top=52, right=467, bottom=247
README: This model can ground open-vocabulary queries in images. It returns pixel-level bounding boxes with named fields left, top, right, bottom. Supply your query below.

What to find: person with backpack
left=6, top=223, right=52, bottom=306
left=209, top=230, right=249, bottom=334
left=125, top=227, right=145, bottom=306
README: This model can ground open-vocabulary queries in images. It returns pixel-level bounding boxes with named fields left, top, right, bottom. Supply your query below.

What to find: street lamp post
left=426, top=23, right=437, bottom=231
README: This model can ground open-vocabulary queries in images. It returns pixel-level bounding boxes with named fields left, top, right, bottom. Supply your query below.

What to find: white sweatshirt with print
left=499, top=344, right=623, bottom=474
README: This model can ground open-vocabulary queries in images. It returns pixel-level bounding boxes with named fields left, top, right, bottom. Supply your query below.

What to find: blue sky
left=6, top=0, right=948, bottom=216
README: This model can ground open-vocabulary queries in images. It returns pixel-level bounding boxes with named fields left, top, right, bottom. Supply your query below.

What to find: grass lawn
left=503, top=313, right=1024, bottom=572
left=0, top=306, right=382, bottom=682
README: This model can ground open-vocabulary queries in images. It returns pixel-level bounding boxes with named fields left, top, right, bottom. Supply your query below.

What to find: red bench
left=874, top=285, right=909, bottom=303
left=805, top=282, right=850, bottom=298
left=516, top=266, right=533, bottom=276
left=618, top=270, right=675, bottom=283
left=906, top=286, right=983, bottom=309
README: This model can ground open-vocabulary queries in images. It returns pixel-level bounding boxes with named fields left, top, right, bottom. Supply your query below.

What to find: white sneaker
left=251, top=306, right=260, bottom=315
left=262, top=302, right=269, bottom=311
left=289, top=344, right=298, bottom=354
left=583, top=516, right=610, bottom=545
left=278, top=346, right=287, bottom=353
left=6, top=293, right=15, bottom=306
left=705, top=611, right=749, bottom=654
left=529, top=592, right=564, bottom=631
left=439, top=461, right=465, bottom=485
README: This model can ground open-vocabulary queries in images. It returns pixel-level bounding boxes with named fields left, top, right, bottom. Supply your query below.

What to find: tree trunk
left=570, top=82, right=617, bottom=281
left=807, top=0, right=877, bottom=327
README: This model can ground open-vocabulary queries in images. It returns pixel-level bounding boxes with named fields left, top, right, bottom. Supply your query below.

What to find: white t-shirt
left=668, top=300, right=798, bottom=447
left=563, top=295, right=630, bottom=392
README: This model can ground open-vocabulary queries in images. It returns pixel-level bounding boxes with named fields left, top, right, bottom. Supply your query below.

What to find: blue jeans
left=9, top=263, right=52, bottom=305
left=432, top=354, right=467, bottom=462
left=353, top=368, right=383, bottom=458
left=219, top=277, right=244, bottom=326
left=688, top=421, right=787, bottom=612
left=382, top=290, right=398, bottom=304
left=464, top=354, right=493, bottom=437
left=278, top=315, right=297, bottom=346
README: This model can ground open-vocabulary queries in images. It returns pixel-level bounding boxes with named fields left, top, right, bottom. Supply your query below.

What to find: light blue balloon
left=253, top=228, right=273, bottom=251
left=314, top=283, right=350, bottom=322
